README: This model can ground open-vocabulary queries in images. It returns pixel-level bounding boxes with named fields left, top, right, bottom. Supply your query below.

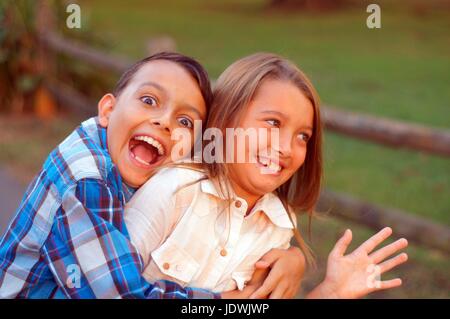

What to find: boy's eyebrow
left=138, top=81, right=167, bottom=96
left=180, top=104, right=205, bottom=119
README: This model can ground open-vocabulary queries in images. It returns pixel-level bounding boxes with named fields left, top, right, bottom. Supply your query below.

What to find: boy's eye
left=298, top=133, right=310, bottom=143
left=266, top=119, right=280, bottom=127
left=177, top=116, right=193, bottom=129
left=140, top=96, right=158, bottom=107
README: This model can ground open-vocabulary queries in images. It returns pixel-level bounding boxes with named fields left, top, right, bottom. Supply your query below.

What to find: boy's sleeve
left=50, top=177, right=219, bottom=299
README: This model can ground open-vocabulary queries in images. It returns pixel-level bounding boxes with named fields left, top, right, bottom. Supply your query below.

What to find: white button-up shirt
left=124, top=167, right=295, bottom=293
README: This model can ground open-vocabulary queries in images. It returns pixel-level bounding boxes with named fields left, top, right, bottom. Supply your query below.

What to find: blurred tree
left=0, top=0, right=114, bottom=117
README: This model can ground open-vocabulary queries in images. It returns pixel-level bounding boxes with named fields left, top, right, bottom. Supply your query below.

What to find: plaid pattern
left=0, top=117, right=218, bottom=299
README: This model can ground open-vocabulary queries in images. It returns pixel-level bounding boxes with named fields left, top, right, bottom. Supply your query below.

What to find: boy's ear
left=98, top=93, right=116, bottom=127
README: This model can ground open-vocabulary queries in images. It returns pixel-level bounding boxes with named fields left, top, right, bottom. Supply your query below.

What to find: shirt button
left=163, top=262, right=170, bottom=270
left=234, top=200, right=242, bottom=208
left=220, top=248, right=228, bottom=257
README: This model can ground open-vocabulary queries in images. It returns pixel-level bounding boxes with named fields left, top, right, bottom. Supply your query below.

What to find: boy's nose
left=151, top=118, right=171, bottom=134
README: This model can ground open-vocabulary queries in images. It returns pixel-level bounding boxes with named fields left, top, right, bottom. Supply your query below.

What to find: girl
left=124, top=53, right=408, bottom=298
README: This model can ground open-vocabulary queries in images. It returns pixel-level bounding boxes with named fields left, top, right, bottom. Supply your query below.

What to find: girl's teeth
left=258, top=156, right=281, bottom=172
left=268, top=162, right=281, bottom=172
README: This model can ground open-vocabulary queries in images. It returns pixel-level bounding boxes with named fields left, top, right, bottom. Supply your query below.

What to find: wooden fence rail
left=322, top=107, right=450, bottom=157
left=317, top=190, right=450, bottom=254
left=40, top=31, right=450, bottom=254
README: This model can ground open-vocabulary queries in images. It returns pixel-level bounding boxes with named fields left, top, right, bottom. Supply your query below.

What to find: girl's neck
left=228, top=178, right=261, bottom=215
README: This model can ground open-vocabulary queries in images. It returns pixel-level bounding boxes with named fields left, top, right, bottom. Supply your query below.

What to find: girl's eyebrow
left=261, top=110, right=313, bottom=130
left=260, top=110, right=287, bottom=120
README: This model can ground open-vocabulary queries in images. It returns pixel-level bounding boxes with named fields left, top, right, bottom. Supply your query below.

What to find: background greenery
left=0, top=0, right=448, bottom=298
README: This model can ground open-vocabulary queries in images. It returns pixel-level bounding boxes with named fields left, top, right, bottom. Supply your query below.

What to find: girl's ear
left=98, top=93, right=116, bottom=127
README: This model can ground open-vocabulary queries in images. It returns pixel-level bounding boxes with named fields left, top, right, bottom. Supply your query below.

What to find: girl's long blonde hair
left=205, top=53, right=323, bottom=266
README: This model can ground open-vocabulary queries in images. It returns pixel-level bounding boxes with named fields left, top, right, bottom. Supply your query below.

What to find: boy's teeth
left=134, top=136, right=164, bottom=155
left=134, top=155, right=150, bottom=166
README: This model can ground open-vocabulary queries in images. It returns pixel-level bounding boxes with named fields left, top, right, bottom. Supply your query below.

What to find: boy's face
left=98, top=60, right=207, bottom=188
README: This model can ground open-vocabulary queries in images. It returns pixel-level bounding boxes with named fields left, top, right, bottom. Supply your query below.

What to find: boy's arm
left=52, top=177, right=219, bottom=299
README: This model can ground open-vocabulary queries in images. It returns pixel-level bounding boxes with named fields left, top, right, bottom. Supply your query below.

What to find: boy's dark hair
left=113, top=52, right=212, bottom=108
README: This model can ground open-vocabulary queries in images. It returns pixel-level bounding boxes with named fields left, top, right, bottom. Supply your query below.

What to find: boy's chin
left=120, top=170, right=153, bottom=188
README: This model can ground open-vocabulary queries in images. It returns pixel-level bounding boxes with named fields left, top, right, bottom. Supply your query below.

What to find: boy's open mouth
left=129, top=134, right=166, bottom=167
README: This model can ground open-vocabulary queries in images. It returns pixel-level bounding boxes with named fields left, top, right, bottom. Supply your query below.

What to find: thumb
left=331, top=229, right=352, bottom=257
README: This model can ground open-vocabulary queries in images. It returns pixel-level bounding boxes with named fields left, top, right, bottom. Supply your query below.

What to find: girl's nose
left=273, top=135, right=292, bottom=158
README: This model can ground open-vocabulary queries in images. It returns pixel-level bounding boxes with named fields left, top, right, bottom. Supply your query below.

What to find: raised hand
left=307, top=227, right=408, bottom=299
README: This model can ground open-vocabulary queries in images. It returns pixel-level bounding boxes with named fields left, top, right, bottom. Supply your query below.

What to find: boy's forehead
left=131, top=60, right=190, bottom=84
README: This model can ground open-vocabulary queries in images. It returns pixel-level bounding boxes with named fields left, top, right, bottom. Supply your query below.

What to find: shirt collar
left=81, top=117, right=136, bottom=201
left=200, top=179, right=294, bottom=229
left=122, top=182, right=137, bottom=201
left=80, top=116, right=108, bottom=152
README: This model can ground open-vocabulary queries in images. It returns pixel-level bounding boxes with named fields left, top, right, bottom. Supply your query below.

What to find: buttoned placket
left=203, top=197, right=249, bottom=288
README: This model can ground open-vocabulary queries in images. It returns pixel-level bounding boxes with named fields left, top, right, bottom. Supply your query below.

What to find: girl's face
left=227, top=78, right=314, bottom=203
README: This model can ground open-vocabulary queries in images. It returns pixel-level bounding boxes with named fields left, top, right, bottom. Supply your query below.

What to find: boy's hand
left=221, top=267, right=269, bottom=299
left=249, top=246, right=306, bottom=299
left=307, top=227, right=408, bottom=299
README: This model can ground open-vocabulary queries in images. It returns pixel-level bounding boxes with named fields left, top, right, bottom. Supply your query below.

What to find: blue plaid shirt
left=0, top=117, right=219, bottom=299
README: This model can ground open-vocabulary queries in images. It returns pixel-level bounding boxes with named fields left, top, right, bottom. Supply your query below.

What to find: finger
left=330, top=229, right=352, bottom=257
left=255, top=260, right=271, bottom=269
left=370, top=238, right=408, bottom=264
left=249, top=271, right=280, bottom=299
left=269, top=283, right=289, bottom=299
left=248, top=268, right=269, bottom=286
left=379, top=253, right=408, bottom=274
left=358, top=227, right=392, bottom=254
left=256, top=248, right=282, bottom=267
left=376, top=278, right=402, bottom=291
left=282, top=286, right=298, bottom=299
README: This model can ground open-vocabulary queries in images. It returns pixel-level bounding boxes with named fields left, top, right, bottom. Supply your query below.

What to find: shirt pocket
left=231, top=270, right=254, bottom=291
left=151, top=238, right=200, bottom=284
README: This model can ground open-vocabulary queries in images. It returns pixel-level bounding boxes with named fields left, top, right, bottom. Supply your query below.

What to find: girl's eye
left=140, top=96, right=158, bottom=107
left=177, top=117, right=193, bottom=129
left=298, top=133, right=310, bottom=143
left=266, top=119, right=280, bottom=127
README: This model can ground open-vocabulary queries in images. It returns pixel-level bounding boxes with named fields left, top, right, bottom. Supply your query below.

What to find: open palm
left=322, top=227, right=408, bottom=299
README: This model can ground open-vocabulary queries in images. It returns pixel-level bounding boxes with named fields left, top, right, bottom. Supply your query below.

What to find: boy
left=0, top=52, right=305, bottom=298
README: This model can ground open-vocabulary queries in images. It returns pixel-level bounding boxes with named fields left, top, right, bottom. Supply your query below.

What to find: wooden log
left=39, top=31, right=131, bottom=73
left=46, top=80, right=96, bottom=116
left=317, top=189, right=450, bottom=254
left=322, top=106, right=450, bottom=158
